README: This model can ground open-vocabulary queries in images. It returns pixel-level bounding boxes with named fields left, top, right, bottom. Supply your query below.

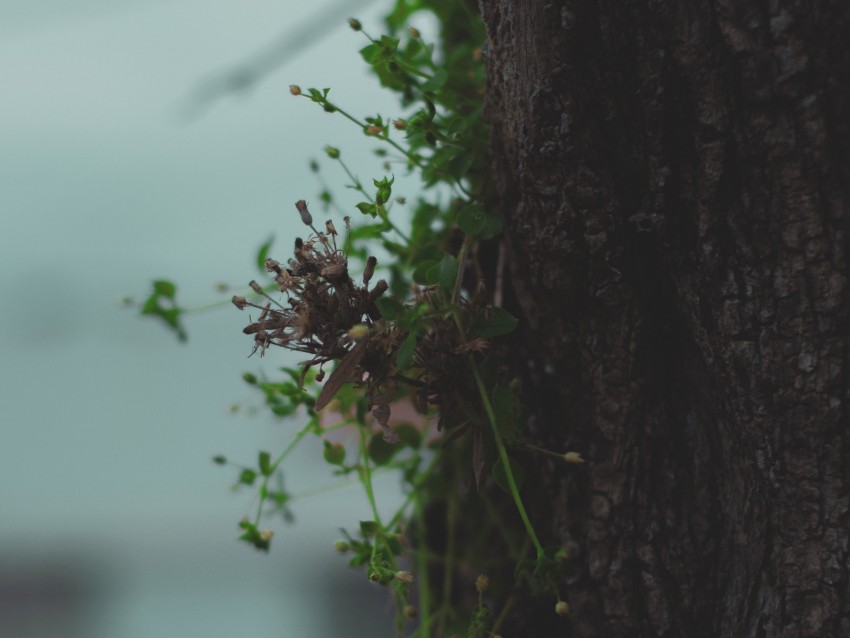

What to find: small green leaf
left=212, top=455, right=227, bottom=465
left=420, top=69, right=448, bottom=93
left=153, top=279, right=176, bottom=298
left=368, top=433, right=395, bottom=465
left=374, top=297, right=405, bottom=320
left=258, top=451, right=272, bottom=476
left=412, top=259, right=437, bottom=285
left=457, top=204, right=487, bottom=236
left=396, top=332, right=417, bottom=369
left=255, top=236, right=274, bottom=274
left=477, top=307, right=519, bottom=337
left=492, top=456, right=525, bottom=495
left=239, top=469, right=257, bottom=485
left=427, top=252, right=458, bottom=290
left=323, top=441, right=346, bottom=466
left=359, top=520, right=380, bottom=537
left=395, top=424, right=422, bottom=449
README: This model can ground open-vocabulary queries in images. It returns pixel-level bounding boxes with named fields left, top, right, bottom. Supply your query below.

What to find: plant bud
left=232, top=295, right=248, bottom=310
left=325, top=220, right=338, bottom=236
left=394, top=571, right=414, bottom=585
left=324, top=145, right=341, bottom=159
left=258, top=529, right=274, bottom=542
left=404, top=605, right=417, bottom=619
left=392, top=118, right=408, bottom=130
left=249, top=280, right=263, bottom=294
left=348, top=18, right=362, bottom=31
left=295, top=200, right=312, bottom=226
left=369, top=279, right=389, bottom=301
left=555, top=601, right=570, bottom=616
left=563, top=451, right=585, bottom=464
left=289, top=84, right=301, bottom=95
left=334, top=540, right=349, bottom=553
left=475, top=574, right=489, bottom=593
left=362, top=256, right=377, bottom=285
left=343, top=215, right=351, bottom=228
left=348, top=324, right=369, bottom=340
left=408, top=26, right=421, bottom=39
left=366, top=125, right=383, bottom=136
left=265, top=258, right=282, bottom=274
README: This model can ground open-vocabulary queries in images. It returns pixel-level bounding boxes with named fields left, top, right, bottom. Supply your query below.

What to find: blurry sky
left=0, top=1, right=428, bottom=635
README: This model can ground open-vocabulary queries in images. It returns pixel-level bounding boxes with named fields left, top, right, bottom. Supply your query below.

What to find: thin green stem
left=470, top=358, right=544, bottom=559
left=452, top=234, right=474, bottom=303
left=253, top=420, right=314, bottom=525
left=358, top=423, right=383, bottom=526
left=451, top=308, right=544, bottom=559
left=336, top=158, right=411, bottom=243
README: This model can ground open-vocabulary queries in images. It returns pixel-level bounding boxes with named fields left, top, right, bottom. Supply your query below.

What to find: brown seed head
left=295, top=200, right=312, bottom=226
left=265, top=258, right=282, bottom=274
left=232, top=296, right=248, bottom=310
left=325, top=220, right=337, bottom=236
left=249, top=280, right=263, bottom=294
left=366, top=125, right=383, bottom=136
left=289, top=84, right=301, bottom=96
left=392, top=118, right=407, bottom=130
left=363, top=256, right=377, bottom=285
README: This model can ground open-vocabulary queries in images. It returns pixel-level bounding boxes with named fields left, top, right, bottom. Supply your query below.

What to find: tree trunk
left=479, top=1, right=849, bottom=636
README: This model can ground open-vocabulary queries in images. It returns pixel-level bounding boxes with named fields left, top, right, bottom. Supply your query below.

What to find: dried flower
left=394, top=571, right=414, bottom=585
left=295, top=200, right=313, bottom=226
left=362, top=256, right=377, bottom=285
left=366, top=125, right=383, bottom=136
left=393, top=118, right=408, bottom=130
left=232, top=295, right=248, bottom=310
left=289, top=84, right=301, bottom=95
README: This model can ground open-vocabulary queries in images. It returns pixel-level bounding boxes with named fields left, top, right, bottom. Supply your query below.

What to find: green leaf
left=426, top=252, right=458, bottom=290
left=323, top=441, right=346, bottom=466
left=153, top=280, right=176, bottom=298
left=477, top=307, right=519, bottom=337
left=374, top=296, right=405, bottom=320
left=258, top=451, right=272, bottom=476
left=239, top=469, right=257, bottom=486
left=395, top=424, right=422, bottom=449
left=255, top=236, right=274, bottom=274
left=457, top=204, right=486, bottom=236
left=412, top=259, right=437, bottom=285
left=420, top=69, right=448, bottom=93
left=396, top=332, right=417, bottom=369
left=492, top=456, right=525, bottom=495
left=368, top=433, right=395, bottom=465
left=359, top=520, right=380, bottom=537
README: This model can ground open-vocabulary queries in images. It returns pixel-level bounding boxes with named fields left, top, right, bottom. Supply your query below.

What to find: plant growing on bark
left=134, top=2, right=585, bottom=635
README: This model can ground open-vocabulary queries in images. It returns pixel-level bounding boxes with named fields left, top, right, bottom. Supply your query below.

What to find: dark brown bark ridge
left=480, top=1, right=849, bottom=636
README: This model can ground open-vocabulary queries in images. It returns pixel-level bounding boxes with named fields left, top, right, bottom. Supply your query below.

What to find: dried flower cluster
left=233, top=200, right=491, bottom=445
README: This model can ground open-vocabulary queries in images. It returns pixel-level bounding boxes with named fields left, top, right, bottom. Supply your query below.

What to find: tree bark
left=480, top=1, right=850, bottom=636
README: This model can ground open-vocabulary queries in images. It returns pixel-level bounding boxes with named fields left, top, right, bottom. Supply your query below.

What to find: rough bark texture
left=480, top=1, right=849, bottom=636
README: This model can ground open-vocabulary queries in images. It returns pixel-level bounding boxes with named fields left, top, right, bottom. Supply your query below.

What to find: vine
left=133, top=2, right=583, bottom=634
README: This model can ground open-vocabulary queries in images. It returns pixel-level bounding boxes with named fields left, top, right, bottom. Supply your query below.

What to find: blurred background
left=0, top=1, right=429, bottom=635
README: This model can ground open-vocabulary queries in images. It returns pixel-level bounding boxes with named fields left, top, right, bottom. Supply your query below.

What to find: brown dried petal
left=315, top=339, right=368, bottom=410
